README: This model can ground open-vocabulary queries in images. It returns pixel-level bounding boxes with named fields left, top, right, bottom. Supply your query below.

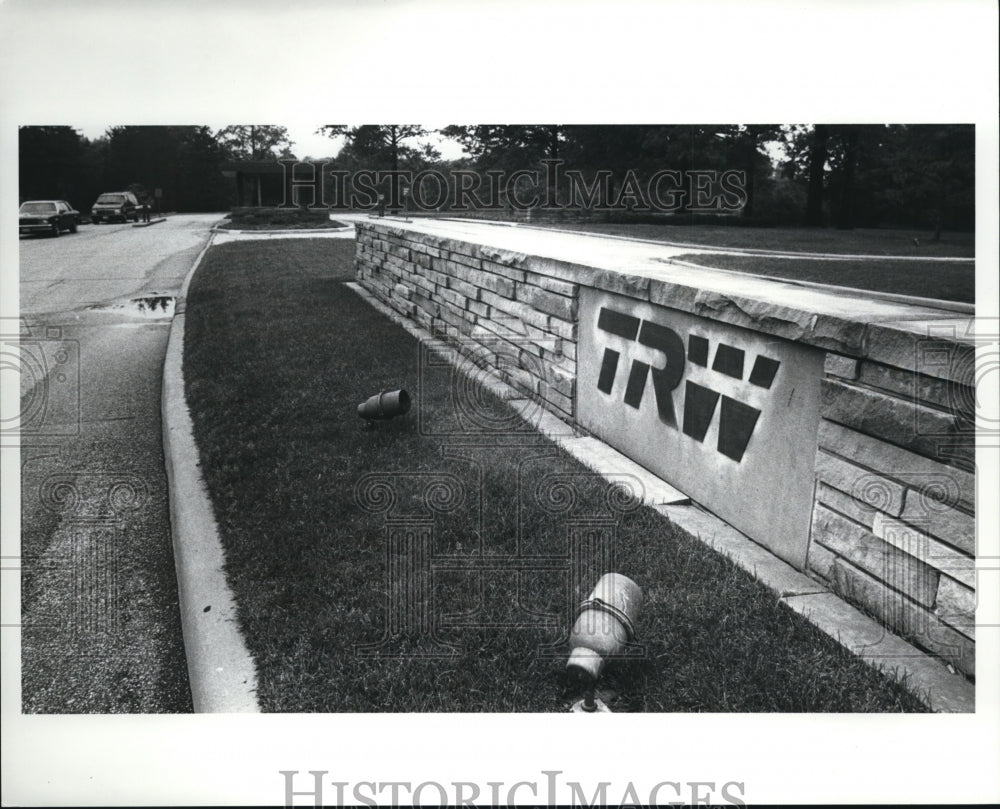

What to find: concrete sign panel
left=578, top=288, right=824, bottom=568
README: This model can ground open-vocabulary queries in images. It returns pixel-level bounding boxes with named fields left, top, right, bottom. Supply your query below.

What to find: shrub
left=224, top=206, right=335, bottom=228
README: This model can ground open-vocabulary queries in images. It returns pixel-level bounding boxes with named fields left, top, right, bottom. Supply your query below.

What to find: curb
left=162, top=233, right=261, bottom=713
left=132, top=218, right=168, bottom=228
left=346, top=281, right=975, bottom=714
left=211, top=225, right=351, bottom=235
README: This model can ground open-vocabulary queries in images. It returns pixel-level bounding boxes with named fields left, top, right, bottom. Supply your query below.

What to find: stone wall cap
left=361, top=219, right=975, bottom=374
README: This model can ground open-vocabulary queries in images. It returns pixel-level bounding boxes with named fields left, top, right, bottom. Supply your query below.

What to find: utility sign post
left=577, top=288, right=825, bottom=568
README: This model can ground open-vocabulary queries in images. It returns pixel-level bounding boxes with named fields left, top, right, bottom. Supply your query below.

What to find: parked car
left=19, top=200, right=79, bottom=237
left=91, top=191, right=140, bottom=223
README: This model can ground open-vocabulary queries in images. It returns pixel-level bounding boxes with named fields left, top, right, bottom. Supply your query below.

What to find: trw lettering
left=596, top=306, right=780, bottom=463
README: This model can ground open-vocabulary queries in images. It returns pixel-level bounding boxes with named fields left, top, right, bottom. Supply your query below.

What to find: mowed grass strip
left=533, top=222, right=975, bottom=257
left=673, top=253, right=974, bottom=303
left=532, top=222, right=974, bottom=303
left=183, top=238, right=929, bottom=712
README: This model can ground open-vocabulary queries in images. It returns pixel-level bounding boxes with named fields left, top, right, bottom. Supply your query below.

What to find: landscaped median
left=217, top=206, right=349, bottom=231
left=180, top=237, right=929, bottom=712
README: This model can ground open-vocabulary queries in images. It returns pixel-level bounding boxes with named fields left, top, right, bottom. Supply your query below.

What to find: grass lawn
left=183, top=237, right=930, bottom=712
left=531, top=222, right=975, bottom=258
left=525, top=222, right=974, bottom=303
left=672, top=254, right=974, bottom=304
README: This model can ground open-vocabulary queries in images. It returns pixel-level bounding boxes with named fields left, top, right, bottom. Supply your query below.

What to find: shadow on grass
left=183, top=238, right=930, bottom=713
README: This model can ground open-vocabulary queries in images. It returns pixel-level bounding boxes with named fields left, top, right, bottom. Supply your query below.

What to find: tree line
left=19, top=124, right=973, bottom=233
left=17, top=125, right=296, bottom=218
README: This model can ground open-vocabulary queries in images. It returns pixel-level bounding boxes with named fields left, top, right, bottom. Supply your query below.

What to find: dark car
left=91, top=191, right=140, bottom=223
left=19, top=200, right=80, bottom=237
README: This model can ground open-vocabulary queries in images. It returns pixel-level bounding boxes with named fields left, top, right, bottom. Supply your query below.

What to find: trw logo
left=596, top=306, right=780, bottom=463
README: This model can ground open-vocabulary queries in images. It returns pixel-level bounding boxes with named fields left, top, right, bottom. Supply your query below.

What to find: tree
left=438, top=124, right=758, bottom=214
left=721, top=125, right=782, bottom=219
left=440, top=125, right=562, bottom=167
left=440, top=125, right=563, bottom=204
left=878, top=124, right=975, bottom=238
left=78, top=135, right=110, bottom=211
left=18, top=126, right=88, bottom=210
left=102, top=125, right=234, bottom=212
left=216, top=125, right=294, bottom=160
left=319, top=125, right=437, bottom=207
left=104, top=126, right=185, bottom=210
left=826, top=125, right=871, bottom=230
left=781, top=124, right=974, bottom=234
left=558, top=125, right=650, bottom=174
left=319, top=125, right=432, bottom=170
left=177, top=126, right=233, bottom=211
left=803, top=124, right=829, bottom=226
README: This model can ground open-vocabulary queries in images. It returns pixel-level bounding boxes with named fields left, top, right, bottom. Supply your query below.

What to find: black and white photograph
left=2, top=1, right=998, bottom=806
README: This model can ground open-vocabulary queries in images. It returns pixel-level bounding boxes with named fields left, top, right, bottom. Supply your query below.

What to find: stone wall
left=810, top=348, right=976, bottom=675
left=355, top=224, right=581, bottom=421
left=354, top=220, right=977, bottom=676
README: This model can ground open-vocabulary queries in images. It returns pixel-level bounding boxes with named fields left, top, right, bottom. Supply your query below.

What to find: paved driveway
left=14, top=214, right=221, bottom=712
left=19, top=216, right=221, bottom=315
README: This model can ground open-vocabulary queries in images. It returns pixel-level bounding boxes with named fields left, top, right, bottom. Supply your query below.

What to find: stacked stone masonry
left=356, top=226, right=579, bottom=420
left=812, top=349, right=976, bottom=676
left=355, top=221, right=977, bottom=677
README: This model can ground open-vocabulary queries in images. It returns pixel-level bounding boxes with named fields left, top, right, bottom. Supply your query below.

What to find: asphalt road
left=16, top=214, right=221, bottom=712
